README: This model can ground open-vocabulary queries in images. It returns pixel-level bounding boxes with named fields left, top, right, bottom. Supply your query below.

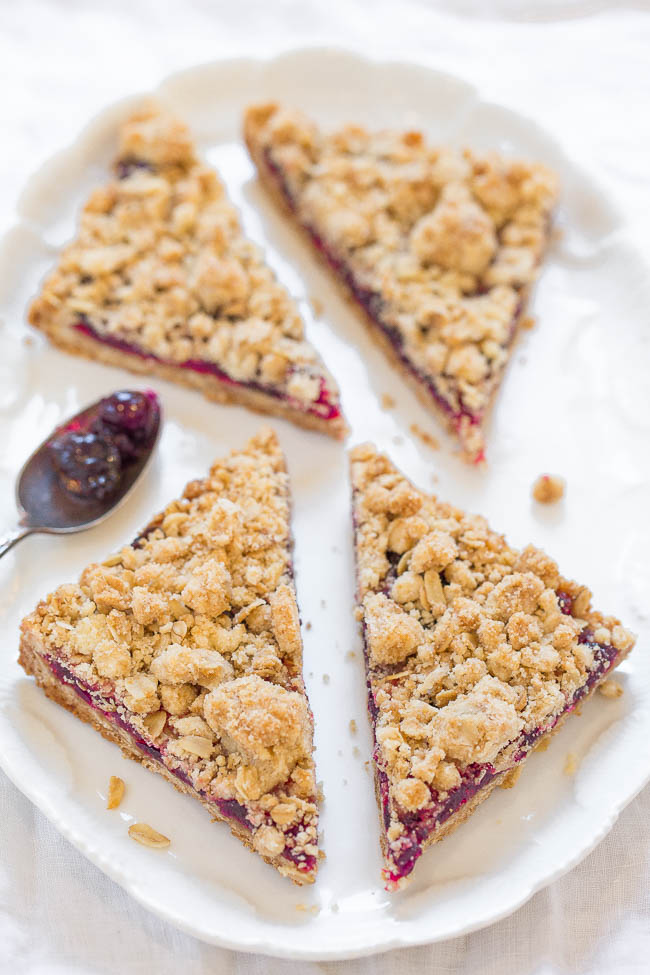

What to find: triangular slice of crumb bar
left=19, top=429, right=320, bottom=884
left=350, top=443, right=634, bottom=889
left=29, top=105, right=345, bottom=439
left=245, top=103, right=558, bottom=460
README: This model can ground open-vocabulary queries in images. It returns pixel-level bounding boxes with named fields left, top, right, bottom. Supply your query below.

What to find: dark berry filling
left=115, top=157, right=155, bottom=180
left=48, top=390, right=160, bottom=501
left=96, top=390, right=159, bottom=461
left=72, top=319, right=341, bottom=424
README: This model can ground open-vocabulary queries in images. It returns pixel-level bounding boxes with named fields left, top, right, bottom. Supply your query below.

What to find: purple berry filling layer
left=362, top=599, right=622, bottom=887
left=42, top=653, right=316, bottom=875
left=73, top=316, right=341, bottom=425
left=261, top=148, right=532, bottom=459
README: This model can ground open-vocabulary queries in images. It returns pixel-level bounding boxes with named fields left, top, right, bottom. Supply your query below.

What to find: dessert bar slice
left=350, top=444, right=634, bottom=889
left=29, top=105, right=345, bottom=438
left=245, top=103, right=558, bottom=461
left=20, top=429, right=320, bottom=884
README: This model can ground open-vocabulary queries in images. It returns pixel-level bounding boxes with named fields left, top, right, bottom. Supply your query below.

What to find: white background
left=1, top=2, right=649, bottom=972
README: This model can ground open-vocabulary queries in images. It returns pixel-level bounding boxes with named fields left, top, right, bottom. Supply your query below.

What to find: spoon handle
left=0, top=525, right=35, bottom=560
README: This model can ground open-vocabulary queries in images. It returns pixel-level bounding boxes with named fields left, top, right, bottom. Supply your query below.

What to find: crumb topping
left=246, top=103, right=558, bottom=450
left=532, top=473, right=565, bottom=503
left=29, top=104, right=340, bottom=416
left=599, top=678, right=624, bottom=699
left=350, top=443, right=635, bottom=817
left=22, top=429, right=318, bottom=870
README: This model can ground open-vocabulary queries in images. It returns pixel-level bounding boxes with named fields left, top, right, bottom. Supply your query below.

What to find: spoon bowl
left=1, top=390, right=161, bottom=557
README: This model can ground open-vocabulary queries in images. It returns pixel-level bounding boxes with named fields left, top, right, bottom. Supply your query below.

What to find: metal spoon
left=0, top=392, right=161, bottom=560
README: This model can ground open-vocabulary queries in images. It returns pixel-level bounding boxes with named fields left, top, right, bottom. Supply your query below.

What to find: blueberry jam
left=48, top=430, right=122, bottom=500
left=48, top=390, right=160, bottom=501
left=115, top=157, right=154, bottom=180
left=96, top=390, right=159, bottom=461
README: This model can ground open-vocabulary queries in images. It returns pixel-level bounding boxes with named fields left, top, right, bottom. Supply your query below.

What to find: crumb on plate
left=599, top=678, right=624, bottom=699
left=106, top=775, right=125, bottom=810
left=532, top=473, right=565, bottom=503
left=409, top=422, right=440, bottom=451
left=499, top=765, right=523, bottom=789
left=564, top=752, right=578, bottom=776
left=128, top=822, right=170, bottom=849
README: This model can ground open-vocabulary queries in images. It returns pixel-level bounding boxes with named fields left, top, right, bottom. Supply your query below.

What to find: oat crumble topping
left=599, top=678, right=624, bottom=699
left=107, top=775, right=125, bottom=810
left=563, top=752, right=578, bottom=776
left=29, top=104, right=342, bottom=430
left=128, top=823, right=170, bottom=849
left=21, top=428, right=319, bottom=880
left=532, top=474, right=565, bottom=503
left=350, top=443, right=634, bottom=885
left=245, top=103, right=559, bottom=459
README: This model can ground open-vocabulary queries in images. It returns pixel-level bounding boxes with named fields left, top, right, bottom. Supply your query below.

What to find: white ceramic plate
left=0, top=49, right=649, bottom=960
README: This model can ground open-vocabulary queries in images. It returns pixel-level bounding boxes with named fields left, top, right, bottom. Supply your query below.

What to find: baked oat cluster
left=22, top=429, right=318, bottom=876
left=245, top=103, right=559, bottom=458
left=28, top=105, right=340, bottom=421
left=350, top=444, right=634, bottom=811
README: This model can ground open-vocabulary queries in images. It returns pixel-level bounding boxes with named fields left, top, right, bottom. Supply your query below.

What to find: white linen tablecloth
left=1, top=2, right=649, bottom=971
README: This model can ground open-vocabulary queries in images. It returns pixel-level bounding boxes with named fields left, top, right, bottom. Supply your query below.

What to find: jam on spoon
left=0, top=389, right=161, bottom=560
left=49, top=390, right=159, bottom=501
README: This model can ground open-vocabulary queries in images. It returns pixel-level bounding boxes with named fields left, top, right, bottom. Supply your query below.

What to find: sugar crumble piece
left=306, top=621, right=312, bottom=631
left=532, top=474, right=565, bottom=503
left=409, top=422, right=440, bottom=451
left=128, top=822, right=171, bottom=849
left=322, top=673, right=330, bottom=685
left=520, top=315, right=536, bottom=330
left=499, top=765, right=522, bottom=789
left=564, top=752, right=578, bottom=776
left=310, top=295, right=324, bottom=317
left=599, top=679, right=624, bottom=699
left=106, top=775, right=125, bottom=810
left=381, top=393, right=396, bottom=410
left=349, top=719, right=357, bottom=734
